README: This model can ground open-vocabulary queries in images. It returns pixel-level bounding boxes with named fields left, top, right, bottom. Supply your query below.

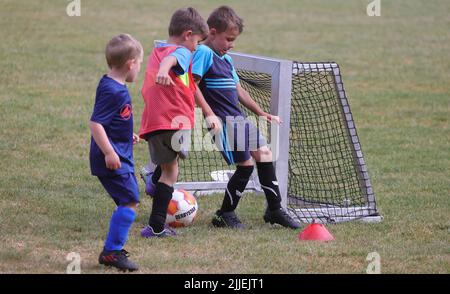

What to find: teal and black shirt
left=192, top=44, right=242, bottom=121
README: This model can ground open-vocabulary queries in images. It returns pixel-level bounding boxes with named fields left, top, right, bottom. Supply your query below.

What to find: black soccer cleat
left=98, top=249, right=139, bottom=272
left=211, top=210, right=245, bottom=229
left=263, top=208, right=301, bottom=229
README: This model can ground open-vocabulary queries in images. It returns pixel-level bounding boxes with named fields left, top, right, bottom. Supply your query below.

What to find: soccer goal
left=173, top=50, right=382, bottom=224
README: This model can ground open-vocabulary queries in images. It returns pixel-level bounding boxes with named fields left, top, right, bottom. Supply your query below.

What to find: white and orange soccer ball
left=166, top=189, right=198, bottom=228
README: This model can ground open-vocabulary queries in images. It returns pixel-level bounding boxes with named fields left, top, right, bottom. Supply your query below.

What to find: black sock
left=256, top=162, right=282, bottom=211
left=148, top=182, right=173, bottom=232
left=220, top=165, right=254, bottom=213
left=151, top=165, right=162, bottom=185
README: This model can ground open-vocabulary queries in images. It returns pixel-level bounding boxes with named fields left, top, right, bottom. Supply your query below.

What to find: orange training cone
left=298, top=221, right=334, bottom=242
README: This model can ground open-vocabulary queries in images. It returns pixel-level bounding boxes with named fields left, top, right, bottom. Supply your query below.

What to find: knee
left=238, top=158, right=254, bottom=167
left=161, top=161, right=179, bottom=184
left=251, top=147, right=272, bottom=162
left=124, top=202, right=139, bottom=211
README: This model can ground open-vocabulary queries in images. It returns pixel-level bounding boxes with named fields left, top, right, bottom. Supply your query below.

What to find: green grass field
left=0, top=0, right=449, bottom=273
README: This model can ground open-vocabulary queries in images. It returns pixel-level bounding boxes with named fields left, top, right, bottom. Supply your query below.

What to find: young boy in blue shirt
left=192, top=6, right=300, bottom=229
left=89, top=34, right=143, bottom=271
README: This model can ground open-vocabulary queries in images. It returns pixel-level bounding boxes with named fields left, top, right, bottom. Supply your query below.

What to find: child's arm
left=194, top=86, right=221, bottom=132
left=89, top=121, right=121, bottom=170
left=236, top=83, right=282, bottom=124
left=156, top=56, right=178, bottom=86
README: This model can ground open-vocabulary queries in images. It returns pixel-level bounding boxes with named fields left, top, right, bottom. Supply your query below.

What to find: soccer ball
left=166, top=189, right=198, bottom=228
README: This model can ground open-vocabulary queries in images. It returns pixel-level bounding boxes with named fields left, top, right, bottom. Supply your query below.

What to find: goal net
left=173, top=51, right=381, bottom=223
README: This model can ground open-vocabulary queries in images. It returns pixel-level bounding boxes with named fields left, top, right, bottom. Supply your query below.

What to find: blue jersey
left=90, top=75, right=135, bottom=177
left=192, top=44, right=242, bottom=120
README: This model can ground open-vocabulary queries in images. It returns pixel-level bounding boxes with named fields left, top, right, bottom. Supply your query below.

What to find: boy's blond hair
left=105, top=34, right=143, bottom=69
left=207, top=6, right=244, bottom=34
left=168, top=7, right=208, bottom=38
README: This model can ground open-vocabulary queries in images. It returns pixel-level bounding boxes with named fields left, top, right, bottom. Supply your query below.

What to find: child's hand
left=105, top=151, right=121, bottom=170
left=263, top=113, right=283, bottom=124
left=133, top=133, right=140, bottom=145
left=206, top=115, right=222, bottom=134
left=156, top=70, right=175, bottom=86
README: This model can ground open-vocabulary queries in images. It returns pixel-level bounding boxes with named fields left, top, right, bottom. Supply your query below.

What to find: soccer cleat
left=263, top=208, right=301, bottom=229
left=144, top=175, right=156, bottom=197
left=211, top=210, right=245, bottom=229
left=139, top=167, right=156, bottom=197
left=98, top=249, right=139, bottom=272
left=140, top=166, right=151, bottom=183
left=140, top=225, right=176, bottom=238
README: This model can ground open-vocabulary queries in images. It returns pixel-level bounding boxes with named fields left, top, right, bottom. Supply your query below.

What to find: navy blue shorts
left=98, top=173, right=140, bottom=206
left=213, top=118, right=267, bottom=165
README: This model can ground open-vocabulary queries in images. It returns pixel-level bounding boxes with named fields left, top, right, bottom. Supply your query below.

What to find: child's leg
left=251, top=147, right=282, bottom=211
left=104, top=203, right=137, bottom=251
left=98, top=173, right=140, bottom=251
left=219, top=159, right=254, bottom=213
left=215, top=120, right=254, bottom=213
left=100, top=199, right=139, bottom=272
left=152, top=165, right=162, bottom=184
left=251, top=147, right=300, bottom=228
left=144, top=130, right=188, bottom=194
left=148, top=158, right=178, bottom=233
left=145, top=141, right=162, bottom=184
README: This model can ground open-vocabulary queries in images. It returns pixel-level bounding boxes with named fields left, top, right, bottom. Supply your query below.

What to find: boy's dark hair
left=105, top=34, right=143, bottom=69
left=207, top=6, right=244, bottom=34
left=169, top=7, right=208, bottom=38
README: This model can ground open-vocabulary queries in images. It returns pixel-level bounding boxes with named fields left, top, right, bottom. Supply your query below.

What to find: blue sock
left=104, top=206, right=136, bottom=252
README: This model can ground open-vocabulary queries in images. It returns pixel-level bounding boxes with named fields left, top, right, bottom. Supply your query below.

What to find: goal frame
left=171, top=50, right=382, bottom=223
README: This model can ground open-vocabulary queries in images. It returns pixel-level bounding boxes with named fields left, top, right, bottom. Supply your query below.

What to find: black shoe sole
left=263, top=215, right=301, bottom=229
left=211, top=218, right=245, bottom=229
left=211, top=218, right=226, bottom=228
left=100, top=263, right=138, bottom=272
